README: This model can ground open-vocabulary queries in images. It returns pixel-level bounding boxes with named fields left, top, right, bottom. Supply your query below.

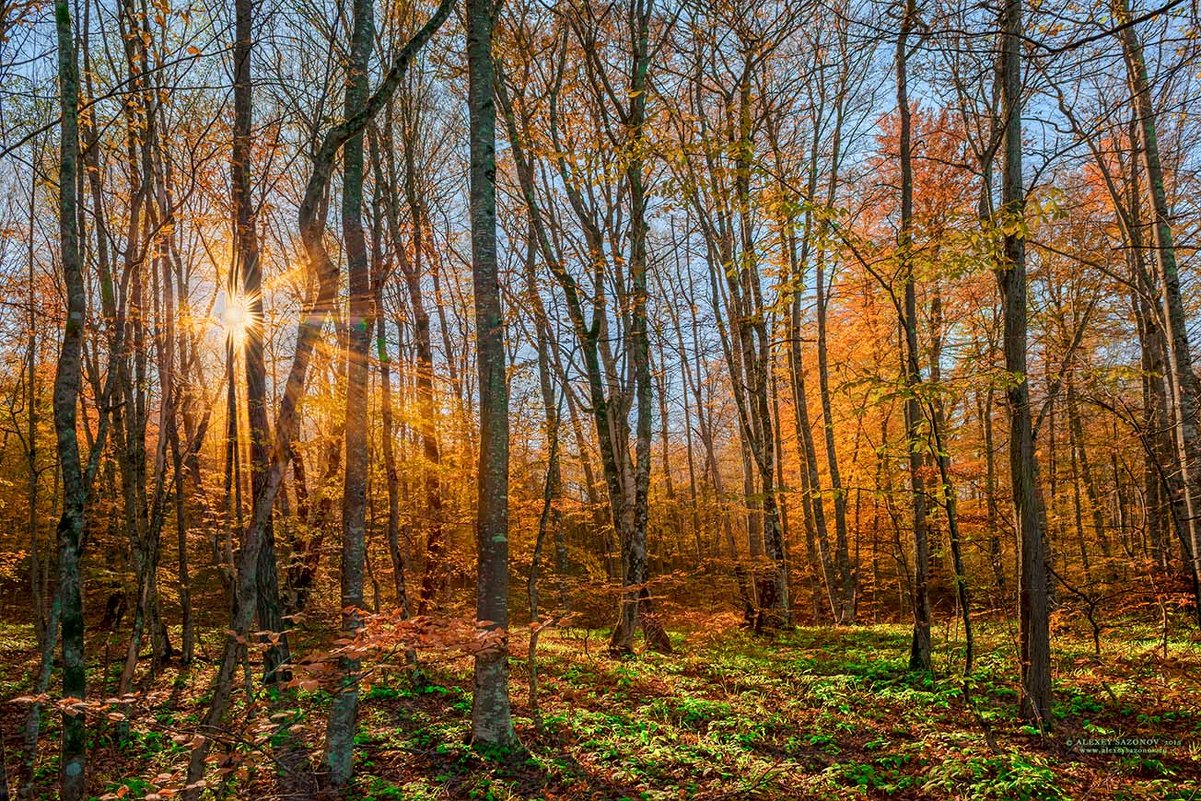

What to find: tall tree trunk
left=232, top=0, right=290, bottom=684
left=610, top=0, right=668, bottom=654
left=999, top=0, right=1052, bottom=725
left=813, top=110, right=854, bottom=623
left=497, top=11, right=667, bottom=654
left=20, top=149, right=56, bottom=801
left=467, top=0, right=515, bottom=748
left=524, top=224, right=568, bottom=605
left=26, top=167, right=42, bottom=648
left=897, top=0, right=930, bottom=673
left=52, top=0, right=87, bottom=793
left=779, top=138, right=838, bottom=623
left=373, top=272, right=409, bottom=612
left=729, top=57, right=788, bottom=630
left=323, top=0, right=373, bottom=779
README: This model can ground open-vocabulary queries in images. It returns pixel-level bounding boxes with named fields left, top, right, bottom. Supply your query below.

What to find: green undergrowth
left=7, top=619, right=1200, bottom=799
left=340, top=621, right=1201, bottom=799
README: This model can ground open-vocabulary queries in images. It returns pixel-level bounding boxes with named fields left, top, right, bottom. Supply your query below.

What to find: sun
left=220, top=291, right=259, bottom=342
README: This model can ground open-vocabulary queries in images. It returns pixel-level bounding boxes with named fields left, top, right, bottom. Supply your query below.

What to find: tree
left=896, top=0, right=931, bottom=674
left=665, top=1, right=799, bottom=630
left=997, top=0, right=1051, bottom=726
left=51, top=0, right=87, bottom=793
left=322, top=0, right=374, bottom=779
left=467, top=0, right=516, bottom=748
left=233, top=0, right=291, bottom=684
left=497, top=0, right=673, bottom=656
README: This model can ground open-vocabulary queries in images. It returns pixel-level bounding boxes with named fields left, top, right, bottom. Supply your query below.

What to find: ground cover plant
left=4, top=615, right=1198, bottom=799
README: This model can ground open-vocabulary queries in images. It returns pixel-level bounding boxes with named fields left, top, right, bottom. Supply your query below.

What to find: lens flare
left=220, top=291, right=258, bottom=342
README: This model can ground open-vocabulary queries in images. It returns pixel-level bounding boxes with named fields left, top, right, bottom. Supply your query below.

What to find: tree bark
left=897, top=0, right=931, bottom=673
left=322, top=0, right=373, bottom=780
left=367, top=132, right=411, bottom=614
left=52, top=0, right=88, bottom=793
left=813, top=122, right=854, bottom=624
left=230, top=0, right=291, bottom=684
left=467, top=0, right=515, bottom=748
left=999, top=0, right=1052, bottom=725
left=319, top=0, right=369, bottom=782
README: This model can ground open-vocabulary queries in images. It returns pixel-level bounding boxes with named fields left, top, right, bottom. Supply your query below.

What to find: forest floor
left=3, top=615, right=1200, bottom=800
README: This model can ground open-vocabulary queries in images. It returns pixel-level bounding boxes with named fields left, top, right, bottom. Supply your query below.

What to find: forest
left=0, top=0, right=1199, bottom=796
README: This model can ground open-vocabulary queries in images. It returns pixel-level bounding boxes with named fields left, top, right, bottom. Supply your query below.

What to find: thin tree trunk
left=981, top=386, right=1007, bottom=593
left=780, top=144, right=838, bottom=623
left=523, top=224, right=568, bottom=606
left=813, top=113, right=853, bottom=624
left=366, top=126, right=416, bottom=641
left=897, top=1, right=930, bottom=673
left=498, top=26, right=667, bottom=655
left=1067, top=381, right=1095, bottom=582
left=528, top=380, right=561, bottom=725
left=395, top=130, right=447, bottom=616
left=169, top=418, right=193, bottom=665
left=377, top=290, right=409, bottom=613
left=610, top=0, right=670, bottom=655
left=929, top=291, right=973, bottom=674
left=1068, top=384, right=1110, bottom=559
